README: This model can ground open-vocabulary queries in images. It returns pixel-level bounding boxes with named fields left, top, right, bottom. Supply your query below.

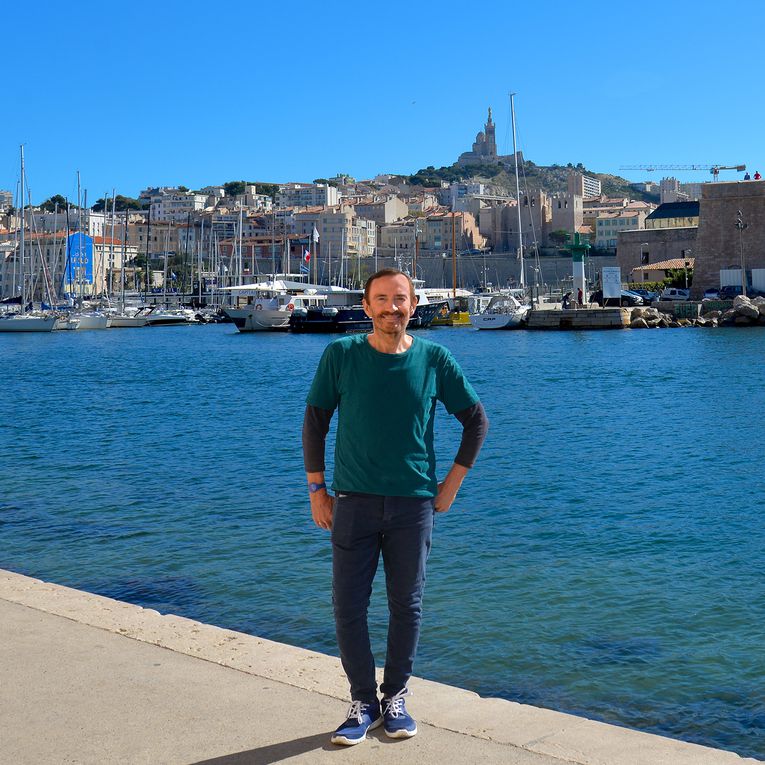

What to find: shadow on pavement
left=190, top=731, right=338, bottom=764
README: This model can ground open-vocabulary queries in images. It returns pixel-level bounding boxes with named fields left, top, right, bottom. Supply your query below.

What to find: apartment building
left=25, top=210, right=108, bottom=237
left=276, top=183, right=340, bottom=208
left=317, top=207, right=376, bottom=258
left=595, top=206, right=649, bottom=250
left=568, top=171, right=602, bottom=199
left=353, top=196, right=408, bottom=228
left=150, top=190, right=208, bottom=223
left=419, top=211, right=485, bottom=255
left=378, top=221, right=416, bottom=259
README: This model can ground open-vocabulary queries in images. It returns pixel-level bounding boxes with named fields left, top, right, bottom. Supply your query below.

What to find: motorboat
left=221, top=280, right=332, bottom=332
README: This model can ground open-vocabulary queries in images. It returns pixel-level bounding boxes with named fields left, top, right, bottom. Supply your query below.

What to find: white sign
left=602, top=267, right=621, bottom=299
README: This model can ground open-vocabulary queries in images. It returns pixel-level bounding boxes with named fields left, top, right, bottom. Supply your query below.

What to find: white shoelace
left=383, top=688, right=410, bottom=718
left=346, top=700, right=366, bottom=724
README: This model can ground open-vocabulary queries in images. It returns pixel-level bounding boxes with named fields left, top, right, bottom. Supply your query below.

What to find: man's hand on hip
left=434, top=463, right=469, bottom=513
left=310, top=491, right=334, bottom=530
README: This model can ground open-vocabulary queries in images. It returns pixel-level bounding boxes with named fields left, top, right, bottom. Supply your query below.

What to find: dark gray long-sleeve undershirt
left=302, top=401, right=488, bottom=473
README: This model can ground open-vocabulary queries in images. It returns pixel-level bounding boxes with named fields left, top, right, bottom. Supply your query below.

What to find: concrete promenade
left=0, top=569, right=760, bottom=765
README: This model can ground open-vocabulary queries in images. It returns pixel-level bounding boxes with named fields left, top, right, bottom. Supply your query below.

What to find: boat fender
left=287, top=303, right=295, bottom=311
left=255, top=304, right=263, bottom=310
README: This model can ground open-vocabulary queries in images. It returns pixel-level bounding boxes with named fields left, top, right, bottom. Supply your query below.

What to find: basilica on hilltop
left=456, top=108, right=498, bottom=167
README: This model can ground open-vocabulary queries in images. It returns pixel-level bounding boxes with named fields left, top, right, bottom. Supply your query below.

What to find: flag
left=312, top=225, right=320, bottom=242
left=303, top=249, right=311, bottom=263
left=170, top=271, right=177, bottom=280
left=300, top=262, right=310, bottom=274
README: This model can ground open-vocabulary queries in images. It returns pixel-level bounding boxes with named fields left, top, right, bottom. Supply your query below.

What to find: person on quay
left=755, top=171, right=762, bottom=180
left=303, top=268, right=488, bottom=747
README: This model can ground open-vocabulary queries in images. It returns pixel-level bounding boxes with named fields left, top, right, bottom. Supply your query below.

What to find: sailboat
left=470, top=93, right=531, bottom=330
left=0, top=146, right=56, bottom=333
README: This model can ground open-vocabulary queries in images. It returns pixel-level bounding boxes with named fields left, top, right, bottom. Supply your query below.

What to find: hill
left=402, top=159, right=659, bottom=203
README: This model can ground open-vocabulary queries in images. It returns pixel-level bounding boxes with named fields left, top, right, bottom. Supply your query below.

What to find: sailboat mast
left=121, top=209, right=127, bottom=308
left=109, top=190, right=116, bottom=301
left=451, top=212, right=457, bottom=299
left=19, top=146, right=25, bottom=310
left=510, top=92, right=524, bottom=289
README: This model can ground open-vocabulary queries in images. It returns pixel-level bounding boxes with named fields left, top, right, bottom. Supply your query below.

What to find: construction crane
left=619, top=164, right=746, bottom=181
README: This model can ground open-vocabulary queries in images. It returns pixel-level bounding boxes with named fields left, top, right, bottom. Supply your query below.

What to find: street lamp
left=735, top=210, right=748, bottom=296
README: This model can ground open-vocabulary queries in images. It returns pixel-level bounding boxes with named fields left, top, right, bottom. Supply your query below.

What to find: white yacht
left=469, top=293, right=530, bottom=330
left=221, top=280, right=333, bottom=332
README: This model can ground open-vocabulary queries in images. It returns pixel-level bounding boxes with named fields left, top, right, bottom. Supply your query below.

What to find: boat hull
left=224, top=307, right=291, bottom=332
left=109, top=315, right=148, bottom=328
left=469, top=310, right=528, bottom=330
left=0, top=315, right=57, bottom=332
left=74, top=314, right=110, bottom=330
left=289, top=302, right=444, bottom=333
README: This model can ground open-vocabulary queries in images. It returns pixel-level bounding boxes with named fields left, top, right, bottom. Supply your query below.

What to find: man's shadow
left=191, top=727, right=411, bottom=764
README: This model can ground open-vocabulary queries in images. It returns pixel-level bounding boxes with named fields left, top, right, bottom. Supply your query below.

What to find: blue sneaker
left=382, top=688, right=417, bottom=738
left=330, top=699, right=382, bottom=746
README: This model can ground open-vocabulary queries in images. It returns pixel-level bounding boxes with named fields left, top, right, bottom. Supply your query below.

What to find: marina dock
left=1, top=569, right=758, bottom=765
left=526, top=307, right=630, bottom=330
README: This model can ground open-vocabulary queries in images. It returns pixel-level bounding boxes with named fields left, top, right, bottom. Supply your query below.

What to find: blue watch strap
left=308, top=482, right=327, bottom=493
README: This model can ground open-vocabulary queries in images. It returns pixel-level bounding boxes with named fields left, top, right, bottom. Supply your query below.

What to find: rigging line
left=25, top=179, right=56, bottom=305
left=517, top=130, right=543, bottom=290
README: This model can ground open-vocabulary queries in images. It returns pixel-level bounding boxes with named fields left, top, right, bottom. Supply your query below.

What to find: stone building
left=692, top=180, right=765, bottom=297
left=549, top=193, right=583, bottom=239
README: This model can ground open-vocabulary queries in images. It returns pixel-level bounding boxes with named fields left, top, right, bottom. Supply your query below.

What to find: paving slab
left=0, top=569, right=760, bottom=765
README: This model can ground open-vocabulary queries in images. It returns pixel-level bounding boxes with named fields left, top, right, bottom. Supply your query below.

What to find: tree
left=664, top=267, right=693, bottom=289
left=255, top=183, right=279, bottom=199
left=549, top=230, right=571, bottom=247
left=92, top=195, right=144, bottom=212
left=223, top=180, right=246, bottom=197
left=40, top=194, right=67, bottom=212
left=177, top=185, right=189, bottom=193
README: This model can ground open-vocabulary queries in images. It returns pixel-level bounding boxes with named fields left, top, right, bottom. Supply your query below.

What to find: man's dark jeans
left=331, top=493, right=435, bottom=703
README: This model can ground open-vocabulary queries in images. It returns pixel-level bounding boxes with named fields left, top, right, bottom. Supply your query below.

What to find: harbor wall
left=693, top=180, right=765, bottom=297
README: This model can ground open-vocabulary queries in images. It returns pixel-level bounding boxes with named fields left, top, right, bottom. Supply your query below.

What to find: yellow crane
left=619, top=164, right=746, bottom=181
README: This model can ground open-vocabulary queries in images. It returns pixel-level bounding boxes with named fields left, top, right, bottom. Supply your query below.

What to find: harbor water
left=1, top=324, right=764, bottom=758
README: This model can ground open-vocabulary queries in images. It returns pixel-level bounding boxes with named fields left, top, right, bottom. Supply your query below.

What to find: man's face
left=362, top=274, right=417, bottom=335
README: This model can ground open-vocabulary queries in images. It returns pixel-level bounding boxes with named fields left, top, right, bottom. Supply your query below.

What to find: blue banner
left=65, top=233, right=94, bottom=287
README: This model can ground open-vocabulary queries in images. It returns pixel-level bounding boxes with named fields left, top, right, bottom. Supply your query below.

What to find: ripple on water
left=1, top=325, right=765, bottom=759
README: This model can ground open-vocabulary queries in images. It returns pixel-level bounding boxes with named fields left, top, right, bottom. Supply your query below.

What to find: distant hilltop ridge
left=399, top=107, right=659, bottom=203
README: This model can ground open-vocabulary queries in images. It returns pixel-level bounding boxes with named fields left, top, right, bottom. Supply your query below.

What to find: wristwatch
left=308, top=482, right=327, bottom=493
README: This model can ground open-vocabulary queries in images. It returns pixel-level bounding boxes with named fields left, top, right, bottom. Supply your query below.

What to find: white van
left=660, top=287, right=691, bottom=301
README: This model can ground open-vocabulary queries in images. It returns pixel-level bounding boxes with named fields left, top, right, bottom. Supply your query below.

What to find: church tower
left=484, top=107, right=497, bottom=158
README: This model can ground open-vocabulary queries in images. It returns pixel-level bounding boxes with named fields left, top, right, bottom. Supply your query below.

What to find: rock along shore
left=630, top=295, right=765, bottom=329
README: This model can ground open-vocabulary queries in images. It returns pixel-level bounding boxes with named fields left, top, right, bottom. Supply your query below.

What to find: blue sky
left=4, top=0, right=764, bottom=203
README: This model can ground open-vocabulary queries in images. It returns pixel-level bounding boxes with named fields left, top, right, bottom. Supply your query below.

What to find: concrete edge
left=0, top=569, right=759, bottom=765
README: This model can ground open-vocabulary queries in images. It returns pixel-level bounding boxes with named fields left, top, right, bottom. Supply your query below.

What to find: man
left=303, top=268, right=488, bottom=746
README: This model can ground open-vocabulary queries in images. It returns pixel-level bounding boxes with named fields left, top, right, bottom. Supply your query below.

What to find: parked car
left=703, top=288, right=721, bottom=300
left=719, top=285, right=765, bottom=300
left=589, top=290, right=644, bottom=307
left=660, top=287, right=691, bottom=301
left=631, top=288, right=660, bottom=303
